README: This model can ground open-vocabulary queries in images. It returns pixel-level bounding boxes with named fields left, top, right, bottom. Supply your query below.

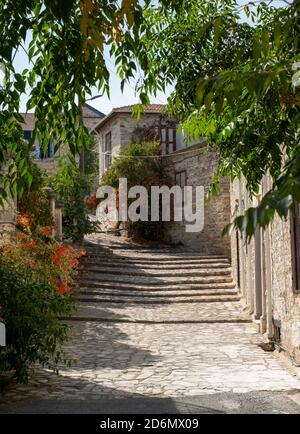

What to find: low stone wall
left=163, top=145, right=231, bottom=256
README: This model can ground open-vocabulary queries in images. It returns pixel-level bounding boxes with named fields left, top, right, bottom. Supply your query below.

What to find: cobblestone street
left=1, top=236, right=300, bottom=414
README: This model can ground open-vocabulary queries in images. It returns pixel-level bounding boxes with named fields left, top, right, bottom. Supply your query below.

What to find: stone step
left=82, top=267, right=232, bottom=278
left=76, top=280, right=236, bottom=291
left=84, top=247, right=227, bottom=254
left=83, top=242, right=171, bottom=250
left=77, top=273, right=234, bottom=285
left=75, top=293, right=241, bottom=304
left=74, top=286, right=238, bottom=296
left=83, top=251, right=229, bottom=261
left=81, top=258, right=231, bottom=270
left=65, top=301, right=251, bottom=324
left=84, top=243, right=226, bottom=254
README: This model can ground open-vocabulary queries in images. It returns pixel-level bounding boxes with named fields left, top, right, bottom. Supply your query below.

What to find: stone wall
left=119, top=113, right=161, bottom=147
left=97, top=112, right=178, bottom=180
left=0, top=196, right=16, bottom=245
left=96, top=116, right=121, bottom=179
left=230, top=177, right=300, bottom=365
left=269, top=213, right=300, bottom=364
left=230, top=179, right=256, bottom=313
left=35, top=157, right=62, bottom=176
left=163, top=145, right=231, bottom=256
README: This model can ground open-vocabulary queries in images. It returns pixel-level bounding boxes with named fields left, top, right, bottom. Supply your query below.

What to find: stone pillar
left=0, top=195, right=16, bottom=245
left=260, top=231, right=267, bottom=334
left=0, top=321, right=6, bottom=347
left=254, top=225, right=263, bottom=321
left=42, top=187, right=56, bottom=237
left=262, top=175, right=274, bottom=339
left=55, top=200, right=63, bottom=241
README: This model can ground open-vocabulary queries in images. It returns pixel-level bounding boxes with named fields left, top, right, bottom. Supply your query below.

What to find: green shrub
left=51, top=155, right=100, bottom=243
left=0, top=255, right=75, bottom=383
left=100, top=142, right=170, bottom=242
left=18, top=189, right=54, bottom=229
left=17, top=160, right=54, bottom=229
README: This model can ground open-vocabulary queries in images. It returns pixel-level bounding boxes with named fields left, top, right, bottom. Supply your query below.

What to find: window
left=104, top=153, right=112, bottom=171
left=175, top=170, right=187, bottom=188
left=104, top=132, right=112, bottom=153
left=103, top=132, right=112, bottom=171
left=161, top=128, right=177, bottom=154
left=23, top=130, right=32, bottom=141
left=39, top=142, right=54, bottom=159
left=291, top=202, right=300, bottom=292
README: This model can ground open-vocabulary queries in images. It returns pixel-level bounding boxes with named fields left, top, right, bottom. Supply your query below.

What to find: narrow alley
left=1, top=234, right=300, bottom=414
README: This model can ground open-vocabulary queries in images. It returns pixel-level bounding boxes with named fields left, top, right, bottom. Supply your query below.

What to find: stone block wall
left=230, top=176, right=300, bottom=365
left=163, top=145, right=231, bottom=256
left=0, top=196, right=16, bottom=245
left=96, top=116, right=121, bottom=180
left=269, top=213, right=300, bottom=364
left=119, top=113, right=161, bottom=147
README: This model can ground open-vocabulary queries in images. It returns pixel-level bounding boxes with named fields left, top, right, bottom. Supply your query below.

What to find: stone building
left=93, top=104, right=197, bottom=179
left=230, top=176, right=300, bottom=365
left=94, top=104, right=230, bottom=256
left=21, top=103, right=105, bottom=175
left=93, top=103, right=300, bottom=366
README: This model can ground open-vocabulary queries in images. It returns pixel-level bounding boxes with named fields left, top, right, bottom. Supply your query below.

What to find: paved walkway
left=1, top=235, right=300, bottom=414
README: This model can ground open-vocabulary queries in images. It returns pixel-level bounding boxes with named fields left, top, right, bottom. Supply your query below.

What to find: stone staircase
left=68, top=238, right=250, bottom=324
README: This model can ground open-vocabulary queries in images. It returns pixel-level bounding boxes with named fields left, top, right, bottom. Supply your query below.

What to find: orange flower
left=51, top=278, right=60, bottom=288
left=52, top=255, right=62, bottom=266
left=3, top=244, right=12, bottom=256
left=24, top=240, right=36, bottom=249
left=55, top=245, right=66, bottom=256
left=17, top=233, right=26, bottom=242
left=42, top=226, right=53, bottom=237
left=58, top=283, right=70, bottom=295
left=16, top=213, right=31, bottom=228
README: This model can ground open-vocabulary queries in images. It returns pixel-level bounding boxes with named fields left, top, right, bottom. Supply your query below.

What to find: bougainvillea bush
left=0, top=214, right=85, bottom=383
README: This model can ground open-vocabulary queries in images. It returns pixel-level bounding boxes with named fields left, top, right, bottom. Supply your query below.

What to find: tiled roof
left=20, top=103, right=105, bottom=132
left=112, top=104, right=166, bottom=114
left=93, top=104, right=167, bottom=131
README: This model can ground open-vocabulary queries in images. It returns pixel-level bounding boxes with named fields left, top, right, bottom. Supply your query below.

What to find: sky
left=14, top=47, right=172, bottom=115
left=11, top=0, right=290, bottom=115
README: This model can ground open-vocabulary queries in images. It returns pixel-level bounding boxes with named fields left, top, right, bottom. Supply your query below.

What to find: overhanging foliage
left=134, top=0, right=300, bottom=239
